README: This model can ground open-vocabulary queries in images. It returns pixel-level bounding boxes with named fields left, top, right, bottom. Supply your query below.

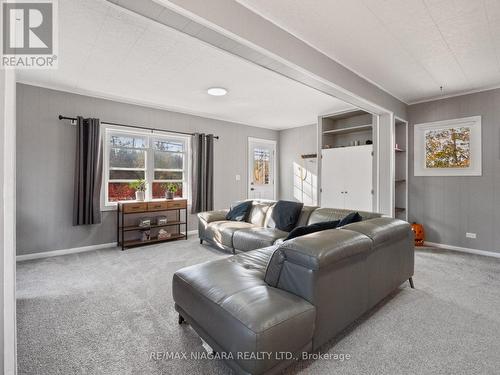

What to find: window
left=253, top=148, right=271, bottom=185
left=103, top=127, right=189, bottom=207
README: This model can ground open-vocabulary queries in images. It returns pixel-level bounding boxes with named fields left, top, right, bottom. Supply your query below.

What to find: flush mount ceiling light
left=207, top=87, right=228, bottom=96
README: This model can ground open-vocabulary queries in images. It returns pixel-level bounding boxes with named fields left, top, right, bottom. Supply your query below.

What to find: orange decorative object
left=411, top=222, right=425, bottom=246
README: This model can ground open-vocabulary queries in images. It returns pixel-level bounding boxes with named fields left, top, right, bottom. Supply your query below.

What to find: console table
left=117, top=199, right=188, bottom=250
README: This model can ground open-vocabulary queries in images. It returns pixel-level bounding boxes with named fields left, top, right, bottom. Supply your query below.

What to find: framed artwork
left=414, top=116, right=481, bottom=176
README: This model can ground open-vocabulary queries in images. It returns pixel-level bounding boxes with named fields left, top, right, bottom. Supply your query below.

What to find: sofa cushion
left=285, top=220, right=340, bottom=241
left=337, top=212, right=362, bottom=227
left=307, top=208, right=381, bottom=225
left=226, top=200, right=253, bottom=221
left=342, top=217, right=410, bottom=247
left=207, top=221, right=256, bottom=248
left=233, top=227, right=288, bottom=252
left=271, top=200, right=304, bottom=232
left=198, top=209, right=229, bottom=224
left=248, top=202, right=272, bottom=226
left=173, top=248, right=315, bottom=374
left=295, top=205, right=318, bottom=227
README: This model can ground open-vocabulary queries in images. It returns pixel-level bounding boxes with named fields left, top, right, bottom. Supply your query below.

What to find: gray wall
left=408, top=88, right=500, bottom=253
left=16, top=84, right=278, bottom=255
left=279, top=124, right=318, bottom=202
left=0, top=65, right=6, bottom=375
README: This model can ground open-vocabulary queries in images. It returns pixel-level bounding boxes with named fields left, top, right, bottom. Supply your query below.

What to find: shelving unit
left=117, top=199, right=188, bottom=250
left=322, top=124, right=372, bottom=135
left=320, top=110, right=374, bottom=150
left=394, top=118, right=408, bottom=221
left=318, top=109, right=376, bottom=211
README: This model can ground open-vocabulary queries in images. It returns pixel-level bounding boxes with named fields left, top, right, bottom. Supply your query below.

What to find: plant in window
left=129, top=179, right=147, bottom=201
left=163, top=182, right=178, bottom=200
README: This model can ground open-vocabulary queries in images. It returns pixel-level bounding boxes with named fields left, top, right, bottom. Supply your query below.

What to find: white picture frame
left=414, top=116, right=481, bottom=176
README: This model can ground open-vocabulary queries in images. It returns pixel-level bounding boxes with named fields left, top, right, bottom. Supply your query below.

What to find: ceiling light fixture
left=207, top=87, right=228, bottom=96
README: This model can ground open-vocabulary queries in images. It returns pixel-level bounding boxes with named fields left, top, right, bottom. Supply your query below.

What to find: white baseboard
left=424, top=241, right=500, bottom=259
left=17, top=232, right=200, bottom=262
left=16, top=242, right=117, bottom=262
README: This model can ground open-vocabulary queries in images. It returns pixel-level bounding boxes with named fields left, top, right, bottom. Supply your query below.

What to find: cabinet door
left=321, top=148, right=347, bottom=208
left=344, top=145, right=373, bottom=211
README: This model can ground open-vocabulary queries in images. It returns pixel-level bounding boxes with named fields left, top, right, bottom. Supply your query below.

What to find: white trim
left=101, top=125, right=191, bottom=209
left=17, top=232, right=200, bottom=262
left=408, top=84, right=500, bottom=105
left=3, top=69, right=17, bottom=375
left=16, top=242, right=118, bottom=262
left=424, top=241, right=500, bottom=259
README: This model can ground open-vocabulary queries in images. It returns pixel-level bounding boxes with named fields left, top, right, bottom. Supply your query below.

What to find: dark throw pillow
left=285, top=220, right=340, bottom=241
left=271, top=200, right=304, bottom=232
left=337, top=212, right=362, bottom=227
left=226, top=201, right=253, bottom=222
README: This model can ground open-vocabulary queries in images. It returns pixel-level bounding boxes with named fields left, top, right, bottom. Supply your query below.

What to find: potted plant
left=163, top=183, right=177, bottom=200
left=129, top=179, right=147, bottom=201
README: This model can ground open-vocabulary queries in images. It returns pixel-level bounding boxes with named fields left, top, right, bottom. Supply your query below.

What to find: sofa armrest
left=197, top=209, right=229, bottom=224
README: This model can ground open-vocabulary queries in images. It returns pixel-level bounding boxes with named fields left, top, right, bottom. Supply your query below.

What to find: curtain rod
left=58, top=115, right=219, bottom=139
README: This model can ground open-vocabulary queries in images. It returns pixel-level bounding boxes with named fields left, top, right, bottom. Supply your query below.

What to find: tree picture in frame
left=425, top=126, right=471, bottom=169
left=414, top=116, right=481, bottom=176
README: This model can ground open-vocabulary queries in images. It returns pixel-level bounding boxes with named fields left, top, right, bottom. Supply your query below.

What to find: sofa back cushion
left=248, top=202, right=272, bottom=226
left=307, top=208, right=381, bottom=225
left=226, top=201, right=253, bottom=221
left=285, top=220, right=340, bottom=241
left=264, top=204, right=317, bottom=229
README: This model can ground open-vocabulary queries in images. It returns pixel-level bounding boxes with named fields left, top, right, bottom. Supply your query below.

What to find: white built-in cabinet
left=321, top=145, right=373, bottom=211
left=318, top=110, right=375, bottom=212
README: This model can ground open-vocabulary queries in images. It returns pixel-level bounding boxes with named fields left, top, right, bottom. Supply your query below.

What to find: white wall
left=278, top=124, right=318, bottom=204
left=1, top=69, right=17, bottom=374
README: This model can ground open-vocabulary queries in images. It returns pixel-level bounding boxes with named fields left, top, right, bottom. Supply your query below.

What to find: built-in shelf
left=323, top=124, right=372, bottom=135
left=395, top=148, right=406, bottom=152
left=395, top=179, right=406, bottom=183
left=395, top=207, right=406, bottom=212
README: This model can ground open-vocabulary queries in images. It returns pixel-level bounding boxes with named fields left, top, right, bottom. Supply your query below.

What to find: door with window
left=248, top=138, right=276, bottom=200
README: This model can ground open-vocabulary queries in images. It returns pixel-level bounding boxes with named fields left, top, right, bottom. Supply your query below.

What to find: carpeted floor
left=16, top=239, right=500, bottom=375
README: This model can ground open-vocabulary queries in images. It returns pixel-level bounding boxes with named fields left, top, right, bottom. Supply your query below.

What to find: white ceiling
left=16, top=0, right=353, bottom=129
left=236, top=0, right=500, bottom=104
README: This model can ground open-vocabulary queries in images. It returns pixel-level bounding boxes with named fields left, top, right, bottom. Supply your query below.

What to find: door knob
left=250, top=188, right=255, bottom=191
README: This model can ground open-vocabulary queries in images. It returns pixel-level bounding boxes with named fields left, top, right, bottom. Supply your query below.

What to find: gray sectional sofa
left=197, top=199, right=381, bottom=253
left=173, top=200, right=414, bottom=375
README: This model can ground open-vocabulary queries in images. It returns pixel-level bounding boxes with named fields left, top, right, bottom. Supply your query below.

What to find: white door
left=248, top=138, right=276, bottom=200
left=321, top=145, right=373, bottom=211
left=344, top=145, right=373, bottom=211
left=321, top=148, right=346, bottom=208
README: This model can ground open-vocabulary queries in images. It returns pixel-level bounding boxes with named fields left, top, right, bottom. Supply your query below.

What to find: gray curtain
left=73, top=116, right=103, bottom=225
left=191, top=133, right=214, bottom=213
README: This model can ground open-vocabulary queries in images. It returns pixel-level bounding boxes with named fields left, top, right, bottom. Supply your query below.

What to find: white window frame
left=101, top=125, right=191, bottom=210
